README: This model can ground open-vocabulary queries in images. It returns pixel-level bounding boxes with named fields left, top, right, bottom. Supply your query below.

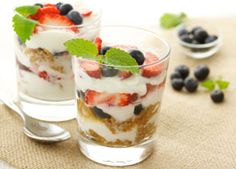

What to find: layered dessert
left=66, top=38, right=168, bottom=147
left=13, top=2, right=100, bottom=101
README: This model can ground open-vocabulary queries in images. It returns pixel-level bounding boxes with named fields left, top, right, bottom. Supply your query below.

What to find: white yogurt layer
left=78, top=116, right=137, bottom=143
left=26, top=30, right=77, bottom=53
left=18, top=70, right=74, bottom=101
left=75, top=66, right=167, bottom=95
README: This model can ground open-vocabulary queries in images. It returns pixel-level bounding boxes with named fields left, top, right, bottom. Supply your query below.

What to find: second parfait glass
left=72, top=26, right=170, bottom=166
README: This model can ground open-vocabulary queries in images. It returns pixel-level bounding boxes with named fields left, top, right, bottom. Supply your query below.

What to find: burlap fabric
left=0, top=18, right=236, bottom=169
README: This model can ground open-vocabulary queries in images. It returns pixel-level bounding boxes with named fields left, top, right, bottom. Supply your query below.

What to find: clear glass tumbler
left=73, top=26, right=170, bottom=166
left=14, top=2, right=101, bottom=121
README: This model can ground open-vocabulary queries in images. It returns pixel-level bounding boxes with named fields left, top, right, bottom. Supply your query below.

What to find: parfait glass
left=14, top=1, right=101, bottom=121
left=72, top=26, right=170, bottom=166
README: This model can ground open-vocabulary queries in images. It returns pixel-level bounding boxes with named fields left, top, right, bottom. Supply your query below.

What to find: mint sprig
left=201, top=79, right=230, bottom=91
left=15, top=5, right=40, bottom=17
left=64, top=38, right=139, bottom=73
left=13, top=6, right=39, bottom=43
left=160, top=12, right=187, bottom=29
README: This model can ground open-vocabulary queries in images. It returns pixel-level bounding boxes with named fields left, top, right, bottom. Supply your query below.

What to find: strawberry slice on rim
left=38, top=13, right=78, bottom=32
left=141, top=52, right=163, bottom=78
left=85, top=90, right=134, bottom=106
left=80, top=60, right=101, bottom=79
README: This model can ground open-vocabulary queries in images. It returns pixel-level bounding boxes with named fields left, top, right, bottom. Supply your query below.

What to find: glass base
left=78, top=135, right=154, bottom=166
left=18, top=93, right=76, bottom=122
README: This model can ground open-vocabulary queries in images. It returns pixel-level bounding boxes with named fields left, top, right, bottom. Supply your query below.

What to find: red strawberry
left=30, top=6, right=60, bottom=20
left=44, top=3, right=56, bottom=7
left=80, top=60, right=101, bottom=79
left=141, top=52, right=163, bottom=78
left=38, top=71, right=49, bottom=81
left=95, top=37, right=102, bottom=53
left=39, top=13, right=78, bottom=32
left=118, top=71, right=132, bottom=79
left=82, top=10, right=93, bottom=17
left=85, top=90, right=133, bottom=106
left=141, top=84, right=157, bottom=98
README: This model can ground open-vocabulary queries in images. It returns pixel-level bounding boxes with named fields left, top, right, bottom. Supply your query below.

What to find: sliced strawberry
left=118, top=71, right=132, bottom=79
left=82, top=10, right=93, bottom=17
left=141, top=52, right=163, bottom=78
left=80, top=60, right=101, bottom=79
left=38, top=71, right=49, bottom=81
left=95, top=37, right=102, bottom=53
left=30, top=6, right=60, bottom=20
left=44, top=3, right=56, bottom=7
left=141, top=84, right=157, bottom=98
left=85, top=90, right=133, bottom=106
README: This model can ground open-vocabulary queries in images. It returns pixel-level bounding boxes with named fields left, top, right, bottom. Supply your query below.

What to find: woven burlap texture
left=0, top=18, right=236, bottom=169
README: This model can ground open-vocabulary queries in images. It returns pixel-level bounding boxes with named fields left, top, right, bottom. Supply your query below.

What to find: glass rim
left=76, top=25, right=171, bottom=69
left=14, top=9, right=102, bottom=29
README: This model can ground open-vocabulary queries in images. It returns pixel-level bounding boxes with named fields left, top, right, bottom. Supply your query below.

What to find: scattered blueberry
left=92, top=107, right=111, bottom=119
left=101, top=66, right=119, bottom=77
left=191, top=26, right=203, bottom=34
left=210, top=90, right=224, bottom=103
left=34, top=3, right=43, bottom=8
left=175, top=65, right=190, bottom=79
left=171, top=78, right=184, bottom=91
left=170, top=71, right=182, bottom=80
left=194, top=64, right=210, bottom=81
left=193, top=29, right=208, bottom=43
left=59, top=3, right=73, bottom=15
left=178, top=29, right=189, bottom=36
left=180, top=34, right=192, bottom=43
left=184, top=77, right=198, bottom=92
left=129, top=50, right=145, bottom=65
left=56, top=2, right=63, bottom=9
left=134, top=104, right=143, bottom=115
left=67, top=10, right=83, bottom=25
left=100, top=46, right=111, bottom=55
left=205, top=35, right=218, bottom=43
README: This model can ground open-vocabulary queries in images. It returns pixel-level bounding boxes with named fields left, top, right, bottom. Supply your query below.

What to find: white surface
left=0, top=0, right=235, bottom=168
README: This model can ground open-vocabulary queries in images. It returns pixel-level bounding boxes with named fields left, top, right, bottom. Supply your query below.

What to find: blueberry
left=77, top=90, right=85, bottom=100
left=171, top=78, right=184, bottom=91
left=184, top=77, right=198, bottom=92
left=100, top=46, right=111, bottom=55
left=193, top=29, right=208, bottom=43
left=101, top=66, right=119, bottom=77
left=210, top=90, right=224, bottom=103
left=170, top=71, right=182, bottom=80
left=194, top=64, right=210, bottom=81
left=178, top=29, right=189, bottom=37
left=34, top=3, right=43, bottom=8
left=56, top=2, right=63, bottom=9
left=129, top=50, right=145, bottom=65
left=175, top=65, right=190, bottom=79
left=205, top=35, right=218, bottom=43
left=92, top=107, right=111, bottom=119
left=59, top=3, right=73, bottom=15
left=134, top=104, right=143, bottom=115
left=67, top=10, right=83, bottom=25
left=191, top=26, right=203, bottom=34
left=180, top=34, right=192, bottom=43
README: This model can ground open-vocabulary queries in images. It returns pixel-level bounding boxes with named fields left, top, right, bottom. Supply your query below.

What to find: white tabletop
left=0, top=0, right=235, bottom=168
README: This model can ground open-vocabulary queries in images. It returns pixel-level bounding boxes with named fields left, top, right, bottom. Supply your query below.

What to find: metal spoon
left=0, top=97, right=71, bottom=143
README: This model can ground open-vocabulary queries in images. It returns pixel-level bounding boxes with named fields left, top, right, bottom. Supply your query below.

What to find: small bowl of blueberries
left=176, top=23, right=222, bottom=59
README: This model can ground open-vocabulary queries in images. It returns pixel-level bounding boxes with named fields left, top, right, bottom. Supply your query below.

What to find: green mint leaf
left=15, top=5, right=39, bottom=17
left=160, top=12, right=187, bottom=29
left=201, top=80, right=215, bottom=91
left=64, top=39, right=99, bottom=60
left=104, top=48, right=139, bottom=73
left=215, top=80, right=230, bottom=90
left=12, top=14, right=37, bottom=43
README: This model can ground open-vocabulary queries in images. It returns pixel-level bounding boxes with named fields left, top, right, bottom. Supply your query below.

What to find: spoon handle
left=0, top=96, right=25, bottom=121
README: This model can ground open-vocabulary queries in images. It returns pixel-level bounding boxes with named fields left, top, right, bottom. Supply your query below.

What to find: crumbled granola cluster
left=77, top=99, right=160, bottom=147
